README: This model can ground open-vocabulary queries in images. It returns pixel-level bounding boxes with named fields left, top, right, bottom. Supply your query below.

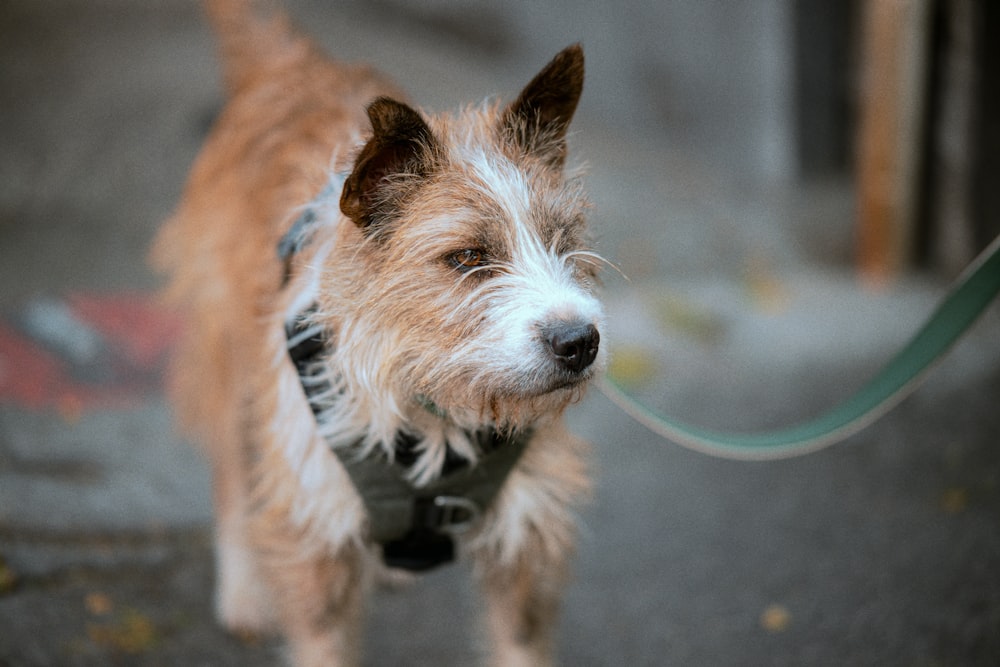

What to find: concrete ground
left=2, top=2, right=999, bottom=666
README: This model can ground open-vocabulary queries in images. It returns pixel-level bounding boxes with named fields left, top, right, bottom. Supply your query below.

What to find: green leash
left=599, top=234, right=1000, bottom=460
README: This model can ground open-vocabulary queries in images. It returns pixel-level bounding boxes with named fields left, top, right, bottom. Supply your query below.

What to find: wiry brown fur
left=154, top=1, right=602, bottom=665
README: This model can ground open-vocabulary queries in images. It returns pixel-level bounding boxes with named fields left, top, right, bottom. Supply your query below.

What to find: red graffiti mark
left=0, top=293, right=181, bottom=412
left=68, top=293, right=181, bottom=369
left=0, top=324, right=65, bottom=410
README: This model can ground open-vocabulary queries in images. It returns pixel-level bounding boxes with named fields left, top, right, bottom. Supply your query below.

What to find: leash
left=599, top=234, right=1000, bottom=461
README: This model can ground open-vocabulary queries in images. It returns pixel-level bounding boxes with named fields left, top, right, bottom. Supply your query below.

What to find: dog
left=153, top=1, right=605, bottom=664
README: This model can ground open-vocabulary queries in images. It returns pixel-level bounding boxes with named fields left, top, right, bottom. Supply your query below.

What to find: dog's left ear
left=500, top=44, right=584, bottom=170
left=341, top=97, right=437, bottom=232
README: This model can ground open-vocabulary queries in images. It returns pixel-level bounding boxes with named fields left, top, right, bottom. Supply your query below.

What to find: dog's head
left=323, top=45, right=605, bottom=428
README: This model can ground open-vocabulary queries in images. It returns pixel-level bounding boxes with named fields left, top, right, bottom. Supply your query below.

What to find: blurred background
left=1, top=1, right=998, bottom=665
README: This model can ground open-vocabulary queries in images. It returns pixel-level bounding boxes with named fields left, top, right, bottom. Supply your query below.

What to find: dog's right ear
left=341, top=97, right=437, bottom=232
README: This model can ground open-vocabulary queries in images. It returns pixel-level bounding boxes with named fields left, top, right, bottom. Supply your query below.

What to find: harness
left=280, top=191, right=530, bottom=572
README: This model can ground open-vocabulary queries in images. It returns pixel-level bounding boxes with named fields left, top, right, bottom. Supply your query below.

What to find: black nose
left=547, top=323, right=600, bottom=373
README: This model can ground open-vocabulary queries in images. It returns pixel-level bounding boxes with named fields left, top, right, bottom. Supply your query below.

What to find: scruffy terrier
left=153, top=1, right=605, bottom=664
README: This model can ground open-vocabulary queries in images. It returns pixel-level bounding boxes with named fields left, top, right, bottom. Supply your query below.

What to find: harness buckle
left=429, top=495, right=481, bottom=535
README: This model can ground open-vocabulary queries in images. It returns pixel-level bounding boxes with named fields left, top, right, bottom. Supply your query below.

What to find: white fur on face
left=346, top=149, right=605, bottom=421
left=429, top=152, right=606, bottom=408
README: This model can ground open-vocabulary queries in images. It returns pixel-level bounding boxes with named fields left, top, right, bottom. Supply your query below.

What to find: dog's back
left=153, top=0, right=402, bottom=445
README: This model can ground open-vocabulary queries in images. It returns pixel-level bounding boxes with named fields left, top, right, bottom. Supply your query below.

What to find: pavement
left=1, top=2, right=999, bottom=666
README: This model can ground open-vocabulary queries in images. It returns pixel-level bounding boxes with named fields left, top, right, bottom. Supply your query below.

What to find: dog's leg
left=214, top=480, right=274, bottom=634
left=477, top=542, right=571, bottom=667
left=474, top=429, right=589, bottom=666
left=211, top=399, right=275, bottom=634
left=264, top=544, right=368, bottom=667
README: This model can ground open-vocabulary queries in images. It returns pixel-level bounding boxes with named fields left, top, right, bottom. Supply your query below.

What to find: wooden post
left=855, top=0, right=931, bottom=284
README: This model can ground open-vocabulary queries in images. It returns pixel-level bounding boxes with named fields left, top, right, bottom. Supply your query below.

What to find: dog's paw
left=216, top=577, right=275, bottom=635
left=215, top=539, right=275, bottom=633
left=217, top=590, right=274, bottom=636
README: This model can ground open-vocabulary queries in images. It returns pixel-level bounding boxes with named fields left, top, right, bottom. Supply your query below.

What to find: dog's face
left=321, top=45, right=604, bottom=427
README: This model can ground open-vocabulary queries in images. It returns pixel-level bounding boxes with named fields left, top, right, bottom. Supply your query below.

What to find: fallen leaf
left=744, top=256, right=791, bottom=315
left=653, top=293, right=726, bottom=344
left=606, top=346, right=659, bottom=388
left=87, top=608, right=157, bottom=654
left=941, top=487, right=969, bottom=514
left=85, top=591, right=114, bottom=616
left=0, top=556, right=17, bottom=594
left=760, top=603, right=791, bottom=633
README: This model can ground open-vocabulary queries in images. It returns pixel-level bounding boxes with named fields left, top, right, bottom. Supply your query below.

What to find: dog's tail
left=203, top=0, right=309, bottom=95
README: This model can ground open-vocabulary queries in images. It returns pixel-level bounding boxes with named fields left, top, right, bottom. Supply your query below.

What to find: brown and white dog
left=153, top=1, right=605, bottom=664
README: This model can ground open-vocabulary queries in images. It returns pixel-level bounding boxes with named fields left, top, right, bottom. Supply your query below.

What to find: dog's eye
left=449, top=249, right=486, bottom=272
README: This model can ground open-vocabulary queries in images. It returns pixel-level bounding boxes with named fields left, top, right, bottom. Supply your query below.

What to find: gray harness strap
left=343, top=431, right=529, bottom=544
left=338, top=425, right=529, bottom=570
